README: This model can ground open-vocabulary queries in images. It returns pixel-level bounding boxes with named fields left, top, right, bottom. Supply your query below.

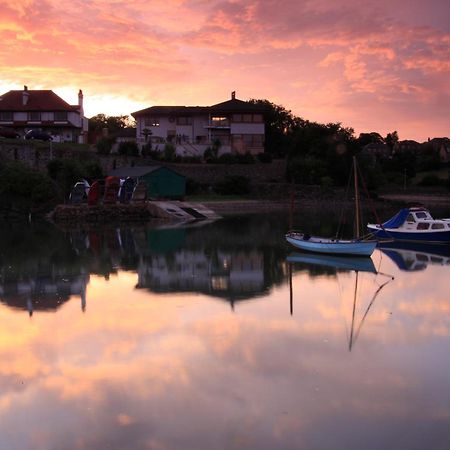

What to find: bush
left=257, top=152, right=273, bottom=163
left=164, top=143, right=176, bottom=161
left=236, top=152, right=256, bottom=164
left=118, top=141, right=139, bottom=156
left=0, top=162, right=56, bottom=211
left=186, top=178, right=202, bottom=195
left=419, top=174, right=443, bottom=187
left=96, top=137, right=114, bottom=155
left=141, top=142, right=152, bottom=157
left=47, top=158, right=103, bottom=199
left=217, top=153, right=238, bottom=164
left=214, top=175, right=250, bottom=195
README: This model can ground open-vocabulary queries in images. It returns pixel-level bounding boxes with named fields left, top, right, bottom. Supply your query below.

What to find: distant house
left=428, top=137, right=450, bottom=163
left=395, top=140, right=421, bottom=153
left=132, top=92, right=265, bottom=157
left=108, top=165, right=186, bottom=199
left=0, top=86, right=88, bottom=143
left=361, top=142, right=390, bottom=157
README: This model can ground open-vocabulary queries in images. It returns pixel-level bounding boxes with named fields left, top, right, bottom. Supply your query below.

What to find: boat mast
left=353, top=156, right=360, bottom=239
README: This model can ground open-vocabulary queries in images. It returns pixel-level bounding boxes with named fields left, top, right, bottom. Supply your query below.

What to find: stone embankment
left=50, top=204, right=156, bottom=223
left=50, top=201, right=221, bottom=223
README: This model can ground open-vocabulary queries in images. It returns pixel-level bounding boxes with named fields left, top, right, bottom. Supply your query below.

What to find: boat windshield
left=415, top=211, right=430, bottom=219
left=407, top=214, right=415, bottom=222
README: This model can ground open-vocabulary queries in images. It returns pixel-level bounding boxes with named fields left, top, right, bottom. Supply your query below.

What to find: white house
left=0, top=86, right=88, bottom=143
left=132, top=92, right=265, bottom=156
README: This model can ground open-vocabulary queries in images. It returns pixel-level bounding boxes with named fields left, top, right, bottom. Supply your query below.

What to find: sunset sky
left=0, top=0, right=449, bottom=141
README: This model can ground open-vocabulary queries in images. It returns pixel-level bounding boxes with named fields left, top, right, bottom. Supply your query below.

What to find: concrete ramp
left=146, top=201, right=221, bottom=221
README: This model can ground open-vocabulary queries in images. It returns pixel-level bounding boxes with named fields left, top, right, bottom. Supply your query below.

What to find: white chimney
left=22, top=85, right=29, bottom=106
left=78, top=89, right=84, bottom=113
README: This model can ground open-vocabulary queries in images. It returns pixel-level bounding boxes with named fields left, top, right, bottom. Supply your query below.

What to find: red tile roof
left=0, top=90, right=79, bottom=112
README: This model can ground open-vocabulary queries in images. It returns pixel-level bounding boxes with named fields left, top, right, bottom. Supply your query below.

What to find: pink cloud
left=0, top=0, right=448, bottom=140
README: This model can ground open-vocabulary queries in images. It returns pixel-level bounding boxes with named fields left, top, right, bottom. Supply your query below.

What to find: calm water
left=1, top=209, right=450, bottom=450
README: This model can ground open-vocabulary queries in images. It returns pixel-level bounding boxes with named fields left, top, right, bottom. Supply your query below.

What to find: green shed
left=108, top=165, right=185, bottom=199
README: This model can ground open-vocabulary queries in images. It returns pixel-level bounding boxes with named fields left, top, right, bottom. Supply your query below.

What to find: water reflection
left=0, top=216, right=288, bottom=315
left=287, top=251, right=395, bottom=351
left=378, top=241, right=450, bottom=271
left=1, top=215, right=450, bottom=449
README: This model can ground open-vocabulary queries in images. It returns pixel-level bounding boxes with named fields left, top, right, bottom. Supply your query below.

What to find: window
left=0, top=111, right=13, bottom=121
left=232, top=113, right=263, bottom=123
left=144, top=116, right=160, bottom=127
left=431, top=223, right=444, bottom=229
left=54, top=111, right=67, bottom=121
left=176, top=116, right=192, bottom=125
left=406, top=214, right=415, bottom=222
left=211, top=116, right=229, bottom=127
left=28, top=112, right=41, bottom=121
left=417, top=223, right=430, bottom=230
left=242, top=134, right=264, bottom=147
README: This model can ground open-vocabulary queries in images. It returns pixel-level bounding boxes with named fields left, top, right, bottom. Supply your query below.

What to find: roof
left=0, top=89, right=78, bottom=112
left=210, top=98, right=264, bottom=114
left=132, top=96, right=264, bottom=117
left=132, top=106, right=208, bottom=117
left=108, top=165, right=185, bottom=178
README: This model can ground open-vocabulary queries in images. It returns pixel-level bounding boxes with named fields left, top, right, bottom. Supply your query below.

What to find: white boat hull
left=286, top=234, right=376, bottom=256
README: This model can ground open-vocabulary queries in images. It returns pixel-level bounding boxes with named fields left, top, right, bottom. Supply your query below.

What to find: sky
left=0, top=0, right=449, bottom=141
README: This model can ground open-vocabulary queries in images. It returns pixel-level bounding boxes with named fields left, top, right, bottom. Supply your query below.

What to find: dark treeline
left=249, top=99, right=446, bottom=190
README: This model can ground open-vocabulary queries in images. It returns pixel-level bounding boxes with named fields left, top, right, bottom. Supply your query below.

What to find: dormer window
left=28, top=112, right=41, bottom=121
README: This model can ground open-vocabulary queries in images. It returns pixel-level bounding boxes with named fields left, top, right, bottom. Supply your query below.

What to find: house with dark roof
left=132, top=92, right=265, bottom=156
left=0, top=86, right=88, bottom=143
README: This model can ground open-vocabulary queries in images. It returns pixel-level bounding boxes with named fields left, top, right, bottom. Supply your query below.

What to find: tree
left=357, top=132, right=384, bottom=147
left=385, top=131, right=399, bottom=152
left=88, top=114, right=136, bottom=134
left=248, top=99, right=303, bottom=157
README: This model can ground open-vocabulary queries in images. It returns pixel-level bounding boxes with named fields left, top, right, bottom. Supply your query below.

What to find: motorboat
left=367, top=206, right=450, bottom=243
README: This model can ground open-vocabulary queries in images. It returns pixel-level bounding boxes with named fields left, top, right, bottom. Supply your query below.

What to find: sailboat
left=285, top=156, right=377, bottom=256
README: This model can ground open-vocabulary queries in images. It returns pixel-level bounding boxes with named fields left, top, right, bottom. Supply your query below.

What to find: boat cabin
left=403, top=208, right=450, bottom=231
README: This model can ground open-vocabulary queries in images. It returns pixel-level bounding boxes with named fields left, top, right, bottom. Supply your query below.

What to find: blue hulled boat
left=367, top=206, right=450, bottom=243
left=285, top=233, right=377, bottom=256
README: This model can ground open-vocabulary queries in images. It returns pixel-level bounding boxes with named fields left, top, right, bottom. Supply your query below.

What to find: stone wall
left=0, top=141, right=287, bottom=185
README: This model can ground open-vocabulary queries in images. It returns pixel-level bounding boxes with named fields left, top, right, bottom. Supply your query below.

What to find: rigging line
left=348, top=271, right=359, bottom=351
left=352, top=275, right=394, bottom=345
left=354, top=158, right=384, bottom=228
left=336, top=161, right=354, bottom=239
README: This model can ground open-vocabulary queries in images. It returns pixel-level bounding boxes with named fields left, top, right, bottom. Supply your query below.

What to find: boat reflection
left=287, top=252, right=377, bottom=273
left=378, top=241, right=450, bottom=271
left=287, top=251, right=394, bottom=350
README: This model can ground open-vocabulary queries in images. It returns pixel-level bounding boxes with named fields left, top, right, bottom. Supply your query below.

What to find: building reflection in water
left=0, top=216, right=287, bottom=315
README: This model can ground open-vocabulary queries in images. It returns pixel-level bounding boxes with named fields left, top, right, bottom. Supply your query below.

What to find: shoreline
left=201, top=193, right=450, bottom=214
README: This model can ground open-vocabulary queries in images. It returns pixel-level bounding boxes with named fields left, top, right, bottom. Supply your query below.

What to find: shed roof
left=108, top=165, right=184, bottom=178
